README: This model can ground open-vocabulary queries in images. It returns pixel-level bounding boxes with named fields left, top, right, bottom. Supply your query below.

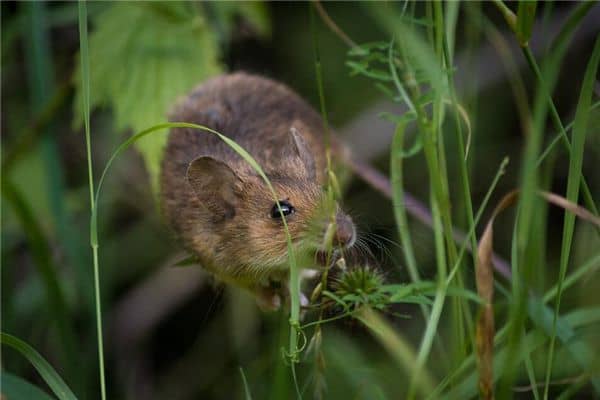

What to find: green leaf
left=517, top=1, right=537, bottom=46
left=73, top=2, right=222, bottom=193
left=1, top=333, right=78, bottom=400
left=1, top=373, right=55, bottom=400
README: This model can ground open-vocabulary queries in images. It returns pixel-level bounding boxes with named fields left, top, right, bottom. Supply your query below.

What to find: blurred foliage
left=2, top=1, right=600, bottom=400
left=71, top=1, right=269, bottom=193
left=72, top=2, right=221, bottom=193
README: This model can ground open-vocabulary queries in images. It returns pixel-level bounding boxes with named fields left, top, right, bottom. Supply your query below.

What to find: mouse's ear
left=289, top=126, right=316, bottom=180
left=186, top=156, right=242, bottom=221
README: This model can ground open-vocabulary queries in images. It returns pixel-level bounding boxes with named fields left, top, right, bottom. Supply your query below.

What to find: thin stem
left=313, top=0, right=358, bottom=49
left=78, top=2, right=107, bottom=399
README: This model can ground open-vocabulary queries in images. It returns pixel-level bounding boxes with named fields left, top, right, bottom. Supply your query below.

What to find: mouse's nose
left=333, top=212, right=355, bottom=248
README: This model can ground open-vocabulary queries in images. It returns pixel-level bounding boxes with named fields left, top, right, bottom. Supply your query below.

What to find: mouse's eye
left=270, top=200, right=295, bottom=219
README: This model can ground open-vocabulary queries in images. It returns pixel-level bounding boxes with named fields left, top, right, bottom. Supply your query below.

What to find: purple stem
left=347, top=157, right=512, bottom=280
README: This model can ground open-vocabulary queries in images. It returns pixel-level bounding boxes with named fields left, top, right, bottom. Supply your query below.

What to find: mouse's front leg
left=253, top=276, right=310, bottom=314
left=254, top=281, right=283, bottom=312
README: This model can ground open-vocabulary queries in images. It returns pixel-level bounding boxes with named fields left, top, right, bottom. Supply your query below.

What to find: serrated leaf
left=73, top=2, right=222, bottom=193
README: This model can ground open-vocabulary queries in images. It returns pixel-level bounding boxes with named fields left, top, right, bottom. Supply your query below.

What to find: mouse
left=160, top=72, right=356, bottom=310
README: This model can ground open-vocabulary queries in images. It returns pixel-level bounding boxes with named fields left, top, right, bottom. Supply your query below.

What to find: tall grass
left=542, top=36, right=600, bottom=399
left=339, top=1, right=599, bottom=398
left=2, top=2, right=599, bottom=399
left=77, top=3, right=106, bottom=400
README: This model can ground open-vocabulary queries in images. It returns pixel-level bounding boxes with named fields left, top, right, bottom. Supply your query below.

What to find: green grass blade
left=1, top=180, right=78, bottom=388
left=492, top=0, right=517, bottom=33
left=524, top=343, right=541, bottom=400
left=1, top=372, right=55, bottom=400
left=556, top=378, right=589, bottom=400
left=407, top=198, right=447, bottom=399
left=528, top=297, right=600, bottom=394
left=239, top=367, right=254, bottom=400
left=441, top=7, right=479, bottom=359
left=1, top=333, right=78, bottom=400
left=91, top=121, right=300, bottom=392
left=92, top=122, right=298, bottom=290
left=390, top=121, right=420, bottom=283
left=521, top=1, right=599, bottom=222
left=536, top=100, right=600, bottom=167
left=499, top=16, right=569, bottom=400
left=542, top=36, right=600, bottom=399
left=516, top=1, right=537, bottom=46
left=543, top=253, right=600, bottom=303
left=430, top=250, right=599, bottom=398
left=441, top=304, right=600, bottom=399
left=523, top=46, right=599, bottom=224
left=77, top=2, right=106, bottom=400
left=446, top=157, right=509, bottom=284
left=22, top=1, right=84, bottom=388
left=358, top=308, right=435, bottom=398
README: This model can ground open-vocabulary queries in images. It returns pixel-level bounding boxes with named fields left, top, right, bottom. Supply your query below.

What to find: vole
left=160, top=73, right=356, bottom=310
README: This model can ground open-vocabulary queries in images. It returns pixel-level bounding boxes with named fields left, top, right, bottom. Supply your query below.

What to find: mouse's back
left=162, top=73, right=328, bottom=181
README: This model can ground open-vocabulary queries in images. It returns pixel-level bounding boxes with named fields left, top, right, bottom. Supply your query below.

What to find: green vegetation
left=2, top=1, right=599, bottom=399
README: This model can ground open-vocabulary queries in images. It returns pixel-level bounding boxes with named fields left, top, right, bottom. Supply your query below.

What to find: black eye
left=270, top=200, right=295, bottom=219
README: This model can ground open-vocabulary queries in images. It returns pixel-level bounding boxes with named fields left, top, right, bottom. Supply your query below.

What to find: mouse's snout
left=333, top=211, right=356, bottom=248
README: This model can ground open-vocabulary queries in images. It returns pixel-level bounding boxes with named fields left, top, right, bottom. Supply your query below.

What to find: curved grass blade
left=239, top=367, right=254, bottom=400
left=543, top=253, right=600, bottom=304
left=91, top=121, right=301, bottom=380
left=440, top=305, right=600, bottom=399
left=1, top=372, right=55, bottom=400
left=1, top=333, right=78, bottom=400
left=357, top=308, right=435, bottom=398
left=91, top=121, right=299, bottom=314
left=536, top=100, right=600, bottom=167
left=521, top=2, right=599, bottom=223
left=1, top=180, right=78, bottom=386
left=77, top=3, right=106, bottom=400
left=429, top=251, right=600, bottom=399
left=516, top=1, right=537, bottom=46
left=390, top=121, right=420, bottom=283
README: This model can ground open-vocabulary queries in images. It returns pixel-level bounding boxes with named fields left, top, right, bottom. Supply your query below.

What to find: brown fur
left=160, top=73, right=353, bottom=295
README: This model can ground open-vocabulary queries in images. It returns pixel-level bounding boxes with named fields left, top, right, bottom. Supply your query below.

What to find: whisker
left=368, top=232, right=403, bottom=249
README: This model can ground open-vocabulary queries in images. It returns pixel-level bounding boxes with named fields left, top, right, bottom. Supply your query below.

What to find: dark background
left=2, top=2, right=599, bottom=399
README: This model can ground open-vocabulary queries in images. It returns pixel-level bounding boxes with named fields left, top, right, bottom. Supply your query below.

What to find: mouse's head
left=185, top=128, right=355, bottom=274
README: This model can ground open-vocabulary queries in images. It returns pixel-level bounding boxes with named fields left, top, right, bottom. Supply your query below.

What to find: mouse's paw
left=300, top=268, right=320, bottom=280
left=255, top=287, right=282, bottom=312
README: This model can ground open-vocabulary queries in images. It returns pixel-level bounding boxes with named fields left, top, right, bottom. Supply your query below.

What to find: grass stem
left=78, top=2, right=107, bottom=399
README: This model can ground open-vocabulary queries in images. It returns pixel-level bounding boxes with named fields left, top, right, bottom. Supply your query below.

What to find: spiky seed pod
left=328, top=264, right=387, bottom=311
left=332, top=265, right=384, bottom=297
